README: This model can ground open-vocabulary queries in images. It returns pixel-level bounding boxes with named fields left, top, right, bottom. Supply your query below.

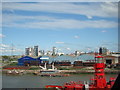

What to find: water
left=2, top=74, right=118, bottom=88
left=0, top=75, right=2, bottom=89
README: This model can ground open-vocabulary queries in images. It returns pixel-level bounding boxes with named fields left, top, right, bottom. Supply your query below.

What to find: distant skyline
left=1, top=2, right=118, bottom=55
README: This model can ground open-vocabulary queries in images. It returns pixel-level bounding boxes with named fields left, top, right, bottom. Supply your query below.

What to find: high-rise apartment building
left=34, top=46, right=40, bottom=56
left=25, top=46, right=40, bottom=56
left=25, top=47, right=34, bottom=56
left=99, top=47, right=108, bottom=55
left=52, top=47, right=56, bottom=56
left=75, top=50, right=81, bottom=56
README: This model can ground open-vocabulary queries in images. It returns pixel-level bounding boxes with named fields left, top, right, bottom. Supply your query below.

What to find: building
left=38, top=56, right=49, bottom=64
left=39, top=50, right=45, bottom=56
left=75, top=50, right=81, bottom=56
left=82, top=62, right=95, bottom=66
left=34, top=46, right=40, bottom=56
left=46, top=51, right=52, bottom=56
left=25, top=45, right=41, bottom=57
left=52, top=47, right=56, bottom=56
left=52, top=61, right=71, bottom=66
left=25, top=47, right=34, bottom=56
left=57, top=53, right=64, bottom=56
left=74, top=54, right=95, bottom=67
left=99, top=47, right=108, bottom=55
left=18, top=56, right=40, bottom=66
left=18, top=56, right=49, bottom=66
left=42, top=50, right=45, bottom=55
left=102, top=55, right=120, bottom=67
left=73, top=61, right=83, bottom=66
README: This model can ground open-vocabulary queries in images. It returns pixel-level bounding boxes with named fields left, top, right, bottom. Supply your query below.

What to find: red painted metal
left=45, top=55, right=116, bottom=89
left=45, top=85, right=63, bottom=89
left=95, top=55, right=103, bottom=58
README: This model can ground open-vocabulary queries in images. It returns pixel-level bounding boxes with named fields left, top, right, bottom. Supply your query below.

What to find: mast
left=52, top=63, right=55, bottom=70
left=44, top=62, right=47, bottom=70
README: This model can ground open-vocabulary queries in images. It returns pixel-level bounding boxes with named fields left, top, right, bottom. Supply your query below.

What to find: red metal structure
left=92, top=56, right=107, bottom=88
left=45, top=55, right=116, bottom=89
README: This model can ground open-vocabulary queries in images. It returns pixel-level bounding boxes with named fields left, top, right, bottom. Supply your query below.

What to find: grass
left=28, top=67, right=40, bottom=70
left=8, top=62, right=18, bottom=66
left=0, top=60, right=2, bottom=63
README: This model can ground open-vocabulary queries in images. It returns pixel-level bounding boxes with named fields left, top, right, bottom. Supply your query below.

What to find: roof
left=50, top=55, right=74, bottom=62
left=74, top=54, right=95, bottom=61
left=18, top=54, right=95, bottom=63
left=37, top=56, right=49, bottom=60
left=18, top=56, right=36, bottom=60
left=49, top=54, right=95, bottom=63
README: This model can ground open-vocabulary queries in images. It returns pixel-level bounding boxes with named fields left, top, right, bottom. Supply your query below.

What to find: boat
left=34, top=63, right=69, bottom=77
left=39, top=63, right=59, bottom=74
left=6, top=69, right=25, bottom=75
left=39, top=73, right=70, bottom=77
left=45, top=55, right=117, bottom=89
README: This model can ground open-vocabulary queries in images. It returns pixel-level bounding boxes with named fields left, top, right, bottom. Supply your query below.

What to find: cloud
left=0, top=2, right=2, bottom=28
left=0, top=43, right=24, bottom=53
left=0, top=34, right=6, bottom=38
left=0, top=44, right=9, bottom=47
left=101, top=30, right=107, bottom=32
left=56, top=42, right=65, bottom=44
left=3, top=14, right=117, bottom=29
left=87, top=48, right=91, bottom=51
left=86, top=15, right=93, bottom=19
left=2, top=2, right=117, bottom=29
left=74, top=35, right=80, bottom=39
left=3, top=2, right=118, bottom=18
left=100, top=2, right=118, bottom=17
left=3, top=14, right=57, bottom=24
left=66, top=48, right=71, bottom=50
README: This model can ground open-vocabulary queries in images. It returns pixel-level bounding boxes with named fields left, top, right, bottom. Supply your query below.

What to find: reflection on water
left=2, top=74, right=118, bottom=88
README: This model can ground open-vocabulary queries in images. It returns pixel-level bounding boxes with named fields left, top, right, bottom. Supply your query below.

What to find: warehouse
left=18, top=56, right=41, bottom=66
left=37, top=56, right=49, bottom=65
left=50, top=55, right=73, bottom=66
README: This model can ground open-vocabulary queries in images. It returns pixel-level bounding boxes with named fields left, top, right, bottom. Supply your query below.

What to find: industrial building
left=73, top=61, right=83, bottom=66
left=50, top=54, right=95, bottom=66
left=18, top=56, right=49, bottom=66
left=38, top=56, right=49, bottom=65
left=52, top=61, right=71, bottom=66
left=17, top=56, right=50, bottom=66
left=18, top=56, right=37, bottom=66
left=103, top=54, right=120, bottom=68
left=18, top=53, right=120, bottom=67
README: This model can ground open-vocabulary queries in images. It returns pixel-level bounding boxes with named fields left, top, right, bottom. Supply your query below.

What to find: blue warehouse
left=18, top=56, right=42, bottom=66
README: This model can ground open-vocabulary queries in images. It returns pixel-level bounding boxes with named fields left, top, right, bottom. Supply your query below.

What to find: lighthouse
left=94, top=55, right=107, bottom=88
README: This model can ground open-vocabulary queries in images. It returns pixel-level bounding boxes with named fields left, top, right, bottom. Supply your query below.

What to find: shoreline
left=2, top=69, right=120, bottom=75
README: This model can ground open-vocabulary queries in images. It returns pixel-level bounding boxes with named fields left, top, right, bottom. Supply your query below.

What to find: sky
left=1, top=2, right=118, bottom=55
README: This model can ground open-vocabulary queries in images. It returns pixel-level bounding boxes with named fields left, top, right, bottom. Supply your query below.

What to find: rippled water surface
left=2, top=74, right=118, bottom=88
